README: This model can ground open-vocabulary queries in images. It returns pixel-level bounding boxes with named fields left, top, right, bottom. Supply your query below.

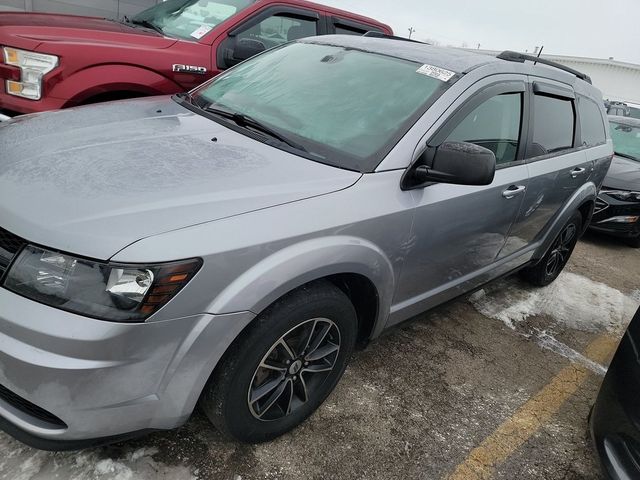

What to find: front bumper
left=589, top=194, right=640, bottom=238
left=590, top=307, right=640, bottom=479
left=0, top=90, right=66, bottom=116
left=0, top=287, right=254, bottom=450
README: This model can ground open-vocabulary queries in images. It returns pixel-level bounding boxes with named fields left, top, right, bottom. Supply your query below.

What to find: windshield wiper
left=614, top=151, right=640, bottom=162
left=129, top=18, right=164, bottom=35
left=204, top=105, right=307, bottom=153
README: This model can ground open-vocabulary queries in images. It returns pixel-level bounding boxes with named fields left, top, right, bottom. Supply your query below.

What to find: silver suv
left=0, top=35, right=612, bottom=449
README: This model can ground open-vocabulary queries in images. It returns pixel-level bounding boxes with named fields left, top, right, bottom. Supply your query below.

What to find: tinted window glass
left=335, top=24, right=367, bottom=35
left=192, top=42, right=448, bottom=171
left=236, top=15, right=317, bottom=49
left=446, top=93, right=522, bottom=165
left=531, top=95, right=575, bottom=155
left=579, top=98, right=606, bottom=147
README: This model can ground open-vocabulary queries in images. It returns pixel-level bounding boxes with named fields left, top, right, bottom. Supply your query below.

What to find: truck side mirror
left=229, top=38, right=266, bottom=66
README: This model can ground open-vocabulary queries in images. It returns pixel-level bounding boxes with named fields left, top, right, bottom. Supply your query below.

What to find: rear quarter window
left=579, top=98, right=607, bottom=147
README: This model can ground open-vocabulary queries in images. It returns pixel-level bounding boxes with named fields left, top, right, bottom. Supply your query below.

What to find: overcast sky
left=322, top=0, right=640, bottom=64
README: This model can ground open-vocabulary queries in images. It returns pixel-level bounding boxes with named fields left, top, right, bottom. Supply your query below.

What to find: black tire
left=626, top=234, right=640, bottom=248
left=200, top=280, right=357, bottom=443
left=520, top=210, right=582, bottom=287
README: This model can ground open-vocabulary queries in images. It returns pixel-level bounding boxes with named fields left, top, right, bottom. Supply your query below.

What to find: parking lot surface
left=1, top=231, right=638, bottom=480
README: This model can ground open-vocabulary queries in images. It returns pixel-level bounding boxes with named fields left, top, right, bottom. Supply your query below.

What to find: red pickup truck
left=0, top=0, right=391, bottom=116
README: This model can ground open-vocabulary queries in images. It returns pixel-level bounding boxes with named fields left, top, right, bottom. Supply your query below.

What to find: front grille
left=0, top=383, right=67, bottom=428
left=0, top=227, right=25, bottom=279
left=594, top=197, right=609, bottom=214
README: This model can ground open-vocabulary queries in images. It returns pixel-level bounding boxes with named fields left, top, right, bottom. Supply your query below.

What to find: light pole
left=408, top=27, right=415, bottom=39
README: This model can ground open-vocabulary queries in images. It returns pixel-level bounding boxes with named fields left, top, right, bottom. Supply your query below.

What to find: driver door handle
left=502, top=185, right=526, bottom=199
left=570, top=167, right=586, bottom=178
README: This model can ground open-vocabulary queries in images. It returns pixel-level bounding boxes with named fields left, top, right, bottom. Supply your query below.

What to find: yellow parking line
left=447, top=334, right=619, bottom=480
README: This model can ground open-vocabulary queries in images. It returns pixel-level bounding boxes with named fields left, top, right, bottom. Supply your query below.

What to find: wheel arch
left=532, top=181, right=597, bottom=261
left=49, top=64, right=183, bottom=107
left=208, top=236, right=395, bottom=342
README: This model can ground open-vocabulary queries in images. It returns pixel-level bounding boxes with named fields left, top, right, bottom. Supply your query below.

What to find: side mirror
left=413, top=141, right=496, bottom=186
left=230, top=38, right=266, bottom=65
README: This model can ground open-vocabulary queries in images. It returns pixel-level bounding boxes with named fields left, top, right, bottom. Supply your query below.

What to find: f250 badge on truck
left=172, top=64, right=207, bottom=74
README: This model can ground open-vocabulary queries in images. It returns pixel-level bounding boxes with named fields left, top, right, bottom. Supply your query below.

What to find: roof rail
left=497, top=50, right=592, bottom=84
left=363, top=31, right=426, bottom=44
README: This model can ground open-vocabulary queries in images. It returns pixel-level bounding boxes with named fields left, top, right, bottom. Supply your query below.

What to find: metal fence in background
left=0, top=0, right=162, bottom=19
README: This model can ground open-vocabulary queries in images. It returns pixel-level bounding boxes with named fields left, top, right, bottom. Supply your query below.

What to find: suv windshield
left=132, top=0, right=253, bottom=40
left=188, top=42, right=450, bottom=171
left=610, top=120, right=640, bottom=161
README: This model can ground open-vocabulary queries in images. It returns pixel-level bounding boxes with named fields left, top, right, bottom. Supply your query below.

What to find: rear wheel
left=200, top=281, right=357, bottom=443
left=521, top=211, right=582, bottom=286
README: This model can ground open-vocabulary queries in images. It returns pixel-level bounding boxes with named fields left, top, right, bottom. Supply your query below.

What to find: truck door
left=215, top=6, right=326, bottom=71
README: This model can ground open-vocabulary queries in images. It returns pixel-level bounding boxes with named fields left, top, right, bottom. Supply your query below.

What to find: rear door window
left=331, top=18, right=378, bottom=35
left=579, top=98, right=607, bottom=147
left=531, top=95, right=575, bottom=156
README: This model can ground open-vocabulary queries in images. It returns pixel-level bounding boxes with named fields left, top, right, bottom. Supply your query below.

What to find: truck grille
left=0, top=227, right=24, bottom=280
left=0, top=383, right=67, bottom=428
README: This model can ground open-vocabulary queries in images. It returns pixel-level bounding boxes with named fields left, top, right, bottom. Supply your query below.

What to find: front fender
left=49, top=64, right=183, bottom=106
left=532, top=181, right=597, bottom=261
left=208, top=236, right=395, bottom=334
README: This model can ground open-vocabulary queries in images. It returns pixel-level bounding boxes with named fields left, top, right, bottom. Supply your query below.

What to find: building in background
left=470, top=48, right=640, bottom=105
left=0, top=0, right=161, bottom=19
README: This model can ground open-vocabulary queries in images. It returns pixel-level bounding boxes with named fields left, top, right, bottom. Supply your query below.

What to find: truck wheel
left=521, top=211, right=582, bottom=287
left=200, top=281, right=357, bottom=443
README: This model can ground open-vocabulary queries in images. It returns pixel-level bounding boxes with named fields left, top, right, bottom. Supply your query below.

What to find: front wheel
left=521, top=211, right=582, bottom=286
left=199, top=281, right=357, bottom=443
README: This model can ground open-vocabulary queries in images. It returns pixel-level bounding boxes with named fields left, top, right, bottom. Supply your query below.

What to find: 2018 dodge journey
left=0, top=35, right=613, bottom=450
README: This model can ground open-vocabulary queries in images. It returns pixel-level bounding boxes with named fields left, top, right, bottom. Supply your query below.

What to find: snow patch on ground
left=631, top=289, right=640, bottom=303
left=469, top=272, right=638, bottom=333
left=0, top=434, right=195, bottom=480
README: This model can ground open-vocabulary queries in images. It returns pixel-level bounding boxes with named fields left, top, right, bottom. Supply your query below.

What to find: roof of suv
left=302, top=36, right=597, bottom=93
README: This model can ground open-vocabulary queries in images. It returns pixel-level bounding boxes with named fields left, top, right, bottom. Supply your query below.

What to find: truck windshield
left=132, top=0, right=253, bottom=40
left=610, top=121, right=640, bottom=161
left=188, top=42, right=450, bottom=172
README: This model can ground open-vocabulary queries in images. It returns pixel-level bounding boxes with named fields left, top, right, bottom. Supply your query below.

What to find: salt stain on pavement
left=0, top=434, right=195, bottom=480
left=469, top=271, right=638, bottom=372
left=469, top=271, right=638, bottom=333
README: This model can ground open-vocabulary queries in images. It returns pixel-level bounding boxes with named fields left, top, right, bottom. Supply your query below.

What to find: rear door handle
left=502, top=185, right=526, bottom=199
left=570, top=167, right=586, bottom=178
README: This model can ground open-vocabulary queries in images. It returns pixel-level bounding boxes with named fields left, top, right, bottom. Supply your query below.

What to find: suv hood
left=603, top=155, right=640, bottom=191
left=0, top=97, right=361, bottom=260
left=0, top=13, right=176, bottom=50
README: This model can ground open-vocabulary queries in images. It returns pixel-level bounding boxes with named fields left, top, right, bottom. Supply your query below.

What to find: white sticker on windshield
left=190, top=25, right=213, bottom=39
left=416, top=64, right=456, bottom=82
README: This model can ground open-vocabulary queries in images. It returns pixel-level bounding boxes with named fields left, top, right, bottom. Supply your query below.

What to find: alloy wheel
left=248, top=318, right=341, bottom=421
left=545, top=223, right=577, bottom=277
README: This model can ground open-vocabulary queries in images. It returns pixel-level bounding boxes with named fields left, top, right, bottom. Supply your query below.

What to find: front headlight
left=2, top=47, right=59, bottom=100
left=602, top=189, right=640, bottom=202
left=3, top=245, right=201, bottom=322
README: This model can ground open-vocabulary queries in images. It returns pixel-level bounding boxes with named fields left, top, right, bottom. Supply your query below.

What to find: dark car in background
left=590, top=116, right=640, bottom=247
left=591, top=306, right=640, bottom=480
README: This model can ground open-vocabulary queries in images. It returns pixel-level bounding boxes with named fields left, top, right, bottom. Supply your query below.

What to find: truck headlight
left=3, top=245, right=202, bottom=322
left=2, top=47, right=59, bottom=100
left=602, top=189, right=640, bottom=202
